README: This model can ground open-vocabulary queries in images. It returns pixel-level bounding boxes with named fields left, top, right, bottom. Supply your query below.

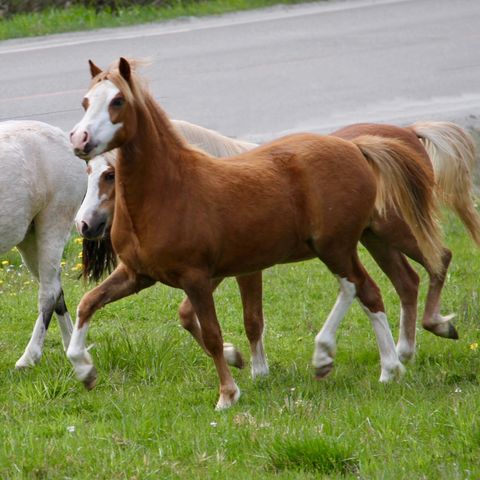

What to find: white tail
left=410, top=121, right=480, bottom=246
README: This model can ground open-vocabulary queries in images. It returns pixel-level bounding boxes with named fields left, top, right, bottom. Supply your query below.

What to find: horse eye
left=111, top=97, right=125, bottom=108
left=104, top=172, right=115, bottom=181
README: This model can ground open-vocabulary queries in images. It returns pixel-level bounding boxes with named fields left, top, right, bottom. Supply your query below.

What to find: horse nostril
left=81, top=221, right=90, bottom=236
left=83, top=131, right=88, bottom=143
left=92, top=221, right=107, bottom=238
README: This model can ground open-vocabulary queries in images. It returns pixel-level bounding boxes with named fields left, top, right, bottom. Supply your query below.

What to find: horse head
left=75, top=153, right=116, bottom=240
left=70, top=58, right=138, bottom=160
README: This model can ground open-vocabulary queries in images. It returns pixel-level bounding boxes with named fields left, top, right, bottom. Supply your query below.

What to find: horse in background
left=0, top=121, right=87, bottom=369
left=68, top=58, right=444, bottom=409
left=77, top=119, right=479, bottom=379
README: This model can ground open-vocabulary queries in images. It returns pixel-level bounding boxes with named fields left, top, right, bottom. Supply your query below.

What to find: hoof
left=424, top=314, right=459, bottom=340
left=82, top=366, right=98, bottom=390
left=314, top=362, right=334, bottom=380
left=15, top=352, right=40, bottom=370
left=379, top=363, right=405, bottom=383
left=397, top=346, right=415, bottom=364
left=223, top=343, right=245, bottom=369
left=215, top=384, right=240, bottom=411
left=251, top=363, right=270, bottom=379
left=15, top=358, right=35, bottom=370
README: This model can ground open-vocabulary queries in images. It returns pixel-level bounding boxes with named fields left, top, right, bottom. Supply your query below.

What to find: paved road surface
left=0, top=0, right=479, bottom=142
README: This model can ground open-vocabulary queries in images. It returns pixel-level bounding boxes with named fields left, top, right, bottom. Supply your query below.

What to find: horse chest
left=110, top=212, right=177, bottom=283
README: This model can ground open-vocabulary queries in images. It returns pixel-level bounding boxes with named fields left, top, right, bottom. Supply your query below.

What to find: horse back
left=332, top=123, right=432, bottom=170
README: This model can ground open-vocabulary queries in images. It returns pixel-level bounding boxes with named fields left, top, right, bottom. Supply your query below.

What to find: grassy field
left=0, top=0, right=319, bottom=41
left=0, top=211, right=479, bottom=478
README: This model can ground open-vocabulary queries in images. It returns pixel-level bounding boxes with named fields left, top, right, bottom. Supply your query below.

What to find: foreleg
left=67, top=263, right=154, bottom=389
left=181, top=273, right=239, bottom=410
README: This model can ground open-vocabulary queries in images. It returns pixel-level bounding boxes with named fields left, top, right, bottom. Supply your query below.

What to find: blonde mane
left=172, top=120, right=258, bottom=157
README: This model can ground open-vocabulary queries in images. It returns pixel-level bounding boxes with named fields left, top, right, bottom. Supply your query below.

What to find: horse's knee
left=77, top=294, right=99, bottom=323
left=38, top=279, right=62, bottom=307
left=178, top=297, right=196, bottom=331
left=54, top=290, right=68, bottom=316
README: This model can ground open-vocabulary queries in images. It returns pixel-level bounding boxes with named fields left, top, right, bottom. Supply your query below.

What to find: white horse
left=0, top=121, right=87, bottom=368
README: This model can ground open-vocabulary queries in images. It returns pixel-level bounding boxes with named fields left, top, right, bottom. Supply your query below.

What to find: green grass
left=0, top=0, right=321, bottom=41
left=0, top=211, right=479, bottom=478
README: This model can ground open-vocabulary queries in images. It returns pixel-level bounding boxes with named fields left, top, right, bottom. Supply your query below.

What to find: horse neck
left=117, top=93, right=189, bottom=200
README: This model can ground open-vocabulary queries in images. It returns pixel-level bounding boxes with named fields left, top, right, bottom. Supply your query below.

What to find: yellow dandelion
left=71, top=263, right=83, bottom=272
left=23, top=281, right=30, bottom=285
left=61, top=261, right=66, bottom=267
left=78, top=251, right=83, bottom=258
left=74, top=238, right=83, bottom=245
left=1, top=260, right=9, bottom=266
left=469, top=342, right=478, bottom=351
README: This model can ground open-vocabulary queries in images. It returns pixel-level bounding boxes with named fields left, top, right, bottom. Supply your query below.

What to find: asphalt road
left=0, top=0, right=479, bottom=142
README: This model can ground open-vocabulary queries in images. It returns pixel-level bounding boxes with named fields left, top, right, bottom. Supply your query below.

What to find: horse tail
left=353, top=135, right=444, bottom=275
left=409, top=121, right=480, bottom=246
left=81, top=237, right=117, bottom=283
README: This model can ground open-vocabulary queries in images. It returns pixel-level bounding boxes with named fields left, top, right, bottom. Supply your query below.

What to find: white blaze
left=75, top=156, right=110, bottom=232
left=71, top=80, right=122, bottom=157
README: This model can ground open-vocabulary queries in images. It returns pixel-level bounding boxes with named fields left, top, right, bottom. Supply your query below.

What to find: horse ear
left=119, top=57, right=131, bottom=82
left=88, top=60, right=102, bottom=78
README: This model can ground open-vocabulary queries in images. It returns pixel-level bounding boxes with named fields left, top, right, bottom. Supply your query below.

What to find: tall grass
left=0, top=0, right=320, bottom=41
left=0, top=212, right=479, bottom=478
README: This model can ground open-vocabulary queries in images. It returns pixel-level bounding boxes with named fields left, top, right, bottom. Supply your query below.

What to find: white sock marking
left=359, top=304, right=405, bottom=382
left=312, top=277, right=356, bottom=369
left=67, top=320, right=93, bottom=381
left=15, top=314, right=47, bottom=368
left=251, top=339, right=269, bottom=378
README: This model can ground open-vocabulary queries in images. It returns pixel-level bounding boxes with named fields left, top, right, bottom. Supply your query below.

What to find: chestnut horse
left=69, top=58, right=444, bottom=409
left=77, top=119, right=478, bottom=378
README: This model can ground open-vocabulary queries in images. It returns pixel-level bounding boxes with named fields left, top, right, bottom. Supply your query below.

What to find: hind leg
left=237, top=272, right=268, bottom=378
left=421, top=249, right=458, bottom=339
left=54, top=290, right=74, bottom=351
left=178, top=278, right=244, bottom=369
left=15, top=230, right=45, bottom=368
left=15, top=209, right=73, bottom=368
left=351, top=254, right=405, bottom=382
left=361, top=230, right=420, bottom=363
left=370, top=214, right=457, bottom=340
left=15, top=230, right=64, bottom=368
left=313, top=249, right=404, bottom=382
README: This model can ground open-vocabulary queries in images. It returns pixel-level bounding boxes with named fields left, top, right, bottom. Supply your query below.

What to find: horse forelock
left=103, top=149, right=118, bottom=167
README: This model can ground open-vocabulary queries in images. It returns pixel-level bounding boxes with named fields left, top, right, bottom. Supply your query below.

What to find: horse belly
left=213, top=229, right=306, bottom=277
left=0, top=219, right=32, bottom=254
left=0, top=175, right=37, bottom=254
